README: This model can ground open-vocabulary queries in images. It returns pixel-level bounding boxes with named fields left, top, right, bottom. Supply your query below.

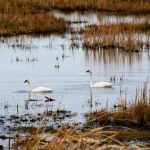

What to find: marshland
left=0, top=0, right=150, bottom=149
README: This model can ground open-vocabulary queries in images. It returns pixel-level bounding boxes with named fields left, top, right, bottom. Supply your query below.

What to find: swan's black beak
left=86, top=70, right=90, bottom=73
left=24, top=80, right=28, bottom=83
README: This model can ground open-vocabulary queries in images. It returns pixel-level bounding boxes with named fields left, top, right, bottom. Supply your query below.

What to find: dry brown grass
left=0, top=0, right=67, bottom=36
left=13, top=126, right=150, bottom=149
left=9, top=0, right=149, bottom=14
left=0, top=13, right=67, bottom=36
left=83, top=21, right=150, bottom=52
left=14, top=127, right=126, bottom=150
left=1, top=0, right=150, bottom=36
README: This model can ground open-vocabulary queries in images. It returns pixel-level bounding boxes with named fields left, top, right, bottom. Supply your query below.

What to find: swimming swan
left=86, top=70, right=112, bottom=88
left=24, top=80, right=53, bottom=93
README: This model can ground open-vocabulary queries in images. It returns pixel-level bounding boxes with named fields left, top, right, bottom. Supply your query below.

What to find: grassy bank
left=0, top=13, right=67, bottom=37
left=0, top=1, right=67, bottom=36
left=50, top=0, right=150, bottom=14
left=13, top=125, right=150, bottom=149
left=4, top=0, right=149, bottom=14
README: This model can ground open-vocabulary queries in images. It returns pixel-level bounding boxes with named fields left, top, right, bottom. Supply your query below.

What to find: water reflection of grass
left=84, top=47, right=143, bottom=65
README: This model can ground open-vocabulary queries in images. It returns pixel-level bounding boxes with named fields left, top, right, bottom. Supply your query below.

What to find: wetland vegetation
left=0, top=0, right=150, bottom=149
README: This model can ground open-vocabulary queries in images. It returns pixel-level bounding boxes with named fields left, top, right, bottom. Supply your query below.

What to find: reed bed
left=1, top=0, right=150, bottom=14
left=13, top=127, right=122, bottom=150
left=0, top=1, right=67, bottom=36
left=13, top=124, right=150, bottom=149
left=15, top=126, right=149, bottom=150
left=4, top=0, right=149, bottom=14
left=1, top=0, right=150, bottom=36
left=83, top=21, right=150, bottom=52
left=0, top=13, right=67, bottom=36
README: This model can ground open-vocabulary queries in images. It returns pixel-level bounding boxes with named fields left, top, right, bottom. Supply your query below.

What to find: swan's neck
left=89, top=72, right=93, bottom=87
left=27, top=82, right=32, bottom=92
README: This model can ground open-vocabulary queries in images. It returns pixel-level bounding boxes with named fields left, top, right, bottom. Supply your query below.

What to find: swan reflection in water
left=88, top=87, right=104, bottom=114
left=89, top=87, right=93, bottom=113
left=25, top=91, right=53, bottom=111
left=24, top=79, right=53, bottom=110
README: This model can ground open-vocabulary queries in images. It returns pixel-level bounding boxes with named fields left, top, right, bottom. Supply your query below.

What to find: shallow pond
left=0, top=34, right=150, bottom=120
left=0, top=11, right=150, bottom=148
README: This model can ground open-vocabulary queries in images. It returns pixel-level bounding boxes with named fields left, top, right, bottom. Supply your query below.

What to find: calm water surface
left=0, top=34, right=150, bottom=119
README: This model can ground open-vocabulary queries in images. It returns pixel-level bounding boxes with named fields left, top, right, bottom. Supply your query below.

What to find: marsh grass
left=83, top=21, right=150, bottom=52
left=13, top=125, right=150, bottom=149
left=0, top=1, right=68, bottom=36
left=9, top=0, right=150, bottom=14
left=1, top=0, right=150, bottom=36
left=14, top=126, right=126, bottom=150
left=0, top=13, right=67, bottom=36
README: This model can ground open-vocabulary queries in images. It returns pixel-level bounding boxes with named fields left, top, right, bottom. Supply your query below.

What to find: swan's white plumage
left=24, top=80, right=53, bottom=93
left=90, top=82, right=112, bottom=88
left=30, top=87, right=53, bottom=93
left=86, top=70, right=112, bottom=88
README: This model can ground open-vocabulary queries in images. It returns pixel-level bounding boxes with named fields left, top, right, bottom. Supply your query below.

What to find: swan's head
left=24, top=80, right=30, bottom=84
left=86, top=69, right=92, bottom=74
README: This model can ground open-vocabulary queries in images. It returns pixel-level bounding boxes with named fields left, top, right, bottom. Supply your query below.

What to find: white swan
left=86, top=70, right=112, bottom=88
left=24, top=80, right=53, bottom=93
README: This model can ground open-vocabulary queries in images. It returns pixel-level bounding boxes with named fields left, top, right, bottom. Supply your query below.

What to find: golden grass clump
left=0, top=0, right=68, bottom=36
left=83, top=21, right=150, bottom=52
left=1, top=0, right=150, bottom=13
left=14, top=127, right=128, bottom=150
left=12, top=0, right=150, bottom=14
left=13, top=126, right=150, bottom=149
left=0, top=12, right=67, bottom=36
